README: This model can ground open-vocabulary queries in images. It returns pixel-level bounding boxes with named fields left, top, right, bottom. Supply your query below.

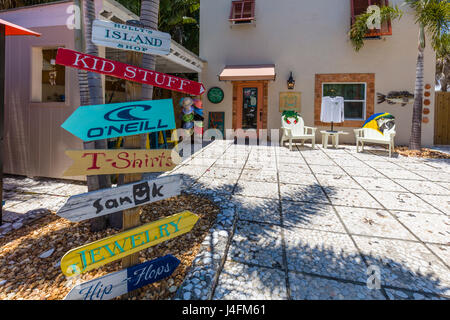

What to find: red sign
left=56, top=48, right=205, bottom=96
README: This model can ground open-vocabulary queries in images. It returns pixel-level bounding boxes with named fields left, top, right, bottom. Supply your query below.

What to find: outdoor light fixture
left=287, top=72, right=295, bottom=90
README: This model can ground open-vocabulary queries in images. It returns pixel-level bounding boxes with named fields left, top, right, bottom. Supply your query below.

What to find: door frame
left=232, top=80, right=268, bottom=131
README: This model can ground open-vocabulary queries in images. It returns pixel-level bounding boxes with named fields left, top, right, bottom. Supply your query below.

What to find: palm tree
left=405, top=0, right=449, bottom=150
left=78, top=0, right=113, bottom=231
left=436, top=33, right=450, bottom=91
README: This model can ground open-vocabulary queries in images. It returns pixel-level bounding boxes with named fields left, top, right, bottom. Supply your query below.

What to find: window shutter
left=229, top=0, right=255, bottom=23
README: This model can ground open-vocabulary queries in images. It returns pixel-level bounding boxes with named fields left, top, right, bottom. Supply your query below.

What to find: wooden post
left=78, top=0, right=113, bottom=231
left=120, top=31, right=143, bottom=298
left=0, top=24, right=5, bottom=225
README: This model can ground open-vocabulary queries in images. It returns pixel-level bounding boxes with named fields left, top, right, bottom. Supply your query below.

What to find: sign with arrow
left=56, top=48, right=206, bottom=96
left=92, top=19, right=171, bottom=56
left=64, top=254, right=180, bottom=300
left=61, top=211, right=199, bottom=276
left=63, top=149, right=181, bottom=176
left=61, top=99, right=176, bottom=142
left=57, top=175, right=181, bottom=223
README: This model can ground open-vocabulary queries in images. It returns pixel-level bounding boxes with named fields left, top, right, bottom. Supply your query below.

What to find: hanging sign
left=61, top=99, right=176, bottom=142
left=61, top=211, right=199, bottom=276
left=63, top=149, right=181, bottom=176
left=56, top=48, right=205, bottom=96
left=92, top=19, right=171, bottom=56
left=64, top=254, right=180, bottom=300
left=57, top=175, right=181, bottom=222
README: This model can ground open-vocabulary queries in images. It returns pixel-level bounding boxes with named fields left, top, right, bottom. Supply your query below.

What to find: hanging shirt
left=321, top=96, right=345, bottom=123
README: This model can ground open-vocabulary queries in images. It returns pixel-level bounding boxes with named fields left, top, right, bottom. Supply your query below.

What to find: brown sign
left=279, top=92, right=301, bottom=112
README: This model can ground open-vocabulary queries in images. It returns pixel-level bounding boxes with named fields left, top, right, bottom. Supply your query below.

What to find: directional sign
left=64, top=255, right=180, bottom=300
left=56, top=48, right=206, bottom=96
left=61, top=211, right=199, bottom=276
left=61, top=99, right=176, bottom=142
left=63, top=149, right=181, bottom=176
left=57, top=175, right=181, bottom=222
left=92, top=19, right=171, bottom=56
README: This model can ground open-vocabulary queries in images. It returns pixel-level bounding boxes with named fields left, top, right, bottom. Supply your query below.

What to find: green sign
left=207, top=87, right=224, bottom=104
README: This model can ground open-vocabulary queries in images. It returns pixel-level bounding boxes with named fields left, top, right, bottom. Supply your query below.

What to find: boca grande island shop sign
left=92, top=19, right=171, bottom=56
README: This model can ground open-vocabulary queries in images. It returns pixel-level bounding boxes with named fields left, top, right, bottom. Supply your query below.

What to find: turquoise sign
left=62, top=99, right=176, bottom=142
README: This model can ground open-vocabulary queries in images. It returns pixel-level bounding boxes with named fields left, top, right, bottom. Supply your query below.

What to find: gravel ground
left=0, top=195, right=219, bottom=300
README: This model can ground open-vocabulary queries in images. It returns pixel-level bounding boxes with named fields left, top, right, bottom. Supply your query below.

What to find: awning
left=219, top=64, right=276, bottom=81
left=0, top=18, right=41, bottom=36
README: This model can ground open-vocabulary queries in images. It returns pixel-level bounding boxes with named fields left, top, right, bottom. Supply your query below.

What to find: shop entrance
left=232, top=81, right=267, bottom=140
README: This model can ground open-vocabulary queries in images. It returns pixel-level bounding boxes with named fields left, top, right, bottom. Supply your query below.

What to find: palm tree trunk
left=140, top=0, right=159, bottom=100
left=139, top=0, right=160, bottom=149
left=409, top=25, right=425, bottom=151
left=78, top=0, right=113, bottom=231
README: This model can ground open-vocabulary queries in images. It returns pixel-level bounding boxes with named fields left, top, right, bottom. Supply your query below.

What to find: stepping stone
left=39, top=248, right=55, bottom=259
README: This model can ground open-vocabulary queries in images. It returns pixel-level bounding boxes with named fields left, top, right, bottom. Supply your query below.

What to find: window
left=315, top=74, right=375, bottom=127
left=229, top=0, right=255, bottom=24
left=351, top=0, right=392, bottom=37
left=323, top=83, right=366, bottom=120
left=242, top=87, right=258, bottom=129
left=31, top=47, right=66, bottom=103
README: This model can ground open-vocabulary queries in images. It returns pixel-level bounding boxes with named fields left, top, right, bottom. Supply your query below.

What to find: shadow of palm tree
left=171, top=166, right=450, bottom=300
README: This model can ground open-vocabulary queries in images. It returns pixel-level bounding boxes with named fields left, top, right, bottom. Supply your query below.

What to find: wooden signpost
left=61, top=99, right=176, bottom=142
left=56, top=48, right=206, bottom=96
left=64, top=254, right=180, bottom=300
left=63, top=149, right=181, bottom=176
left=60, top=211, right=199, bottom=277
left=92, top=20, right=171, bottom=56
left=57, top=175, right=181, bottom=222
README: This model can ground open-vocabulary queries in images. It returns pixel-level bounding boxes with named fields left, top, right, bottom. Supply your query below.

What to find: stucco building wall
left=200, top=0, right=437, bottom=146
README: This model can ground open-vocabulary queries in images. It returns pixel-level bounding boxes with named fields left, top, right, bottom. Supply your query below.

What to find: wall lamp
left=287, top=72, right=295, bottom=90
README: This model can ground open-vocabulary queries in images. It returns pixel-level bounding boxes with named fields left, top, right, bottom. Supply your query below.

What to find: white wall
left=200, top=0, right=437, bottom=146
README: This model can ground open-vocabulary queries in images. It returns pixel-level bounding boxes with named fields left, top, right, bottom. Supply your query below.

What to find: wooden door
left=235, top=81, right=264, bottom=131
left=434, top=92, right=450, bottom=145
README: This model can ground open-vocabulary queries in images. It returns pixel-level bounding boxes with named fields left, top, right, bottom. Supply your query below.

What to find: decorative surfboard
left=64, top=255, right=180, bottom=300
left=60, top=211, right=199, bottom=276
left=63, top=149, right=181, bottom=176
left=57, top=175, right=181, bottom=223
left=61, top=99, right=176, bottom=142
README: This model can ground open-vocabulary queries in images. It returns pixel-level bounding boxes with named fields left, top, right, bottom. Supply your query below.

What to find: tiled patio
left=175, top=140, right=449, bottom=300
left=2, top=140, right=449, bottom=300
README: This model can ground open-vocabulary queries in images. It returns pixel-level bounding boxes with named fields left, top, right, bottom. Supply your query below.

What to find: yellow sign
left=279, top=92, right=301, bottom=112
left=63, top=149, right=181, bottom=176
left=60, top=211, right=199, bottom=276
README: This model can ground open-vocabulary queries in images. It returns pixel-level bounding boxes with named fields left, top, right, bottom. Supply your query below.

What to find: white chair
left=280, top=115, right=317, bottom=150
left=354, top=126, right=396, bottom=157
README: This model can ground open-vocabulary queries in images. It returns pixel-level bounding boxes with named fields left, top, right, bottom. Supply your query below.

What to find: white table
left=320, top=131, right=349, bottom=149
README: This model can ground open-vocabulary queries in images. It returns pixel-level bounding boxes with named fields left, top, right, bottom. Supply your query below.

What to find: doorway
left=232, top=81, right=267, bottom=135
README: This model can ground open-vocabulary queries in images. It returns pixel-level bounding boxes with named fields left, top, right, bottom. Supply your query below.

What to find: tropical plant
left=436, top=33, right=450, bottom=91
left=405, top=0, right=449, bottom=150
left=0, top=0, right=51, bottom=9
left=159, top=0, right=199, bottom=50
left=349, top=5, right=403, bottom=51
left=116, top=0, right=200, bottom=54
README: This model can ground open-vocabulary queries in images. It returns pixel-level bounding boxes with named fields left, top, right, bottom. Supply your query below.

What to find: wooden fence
left=434, top=92, right=450, bottom=145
